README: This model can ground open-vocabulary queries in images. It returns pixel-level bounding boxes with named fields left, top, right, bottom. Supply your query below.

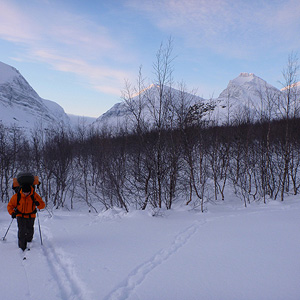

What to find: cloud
left=0, top=0, right=134, bottom=95
left=32, top=49, right=129, bottom=96
left=126, top=0, right=300, bottom=58
left=260, top=0, right=300, bottom=43
left=0, top=1, right=40, bottom=42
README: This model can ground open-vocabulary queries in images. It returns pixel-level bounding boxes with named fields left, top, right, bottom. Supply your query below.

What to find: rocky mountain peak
left=0, top=61, right=70, bottom=133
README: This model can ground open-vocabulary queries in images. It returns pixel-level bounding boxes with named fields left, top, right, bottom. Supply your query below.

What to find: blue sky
left=0, top=0, right=299, bottom=117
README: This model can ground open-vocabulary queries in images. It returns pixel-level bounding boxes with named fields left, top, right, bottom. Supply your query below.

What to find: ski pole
left=36, top=210, right=43, bottom=246
left=2, top=218, right=14, bottom=241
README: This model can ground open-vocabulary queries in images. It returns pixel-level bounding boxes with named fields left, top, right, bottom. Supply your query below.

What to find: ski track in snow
left=104, top=219, right=206, bottom=300
left=40, top=228, right=92, bottom=300
left=21, top=251, right=34, bottom=300
left=41, top=244, right=89, bottom=300
left=18, top=224, right=91, bottom=300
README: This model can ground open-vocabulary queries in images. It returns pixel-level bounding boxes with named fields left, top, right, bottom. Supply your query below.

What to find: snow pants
left=17, top=217, right=35, bottom=251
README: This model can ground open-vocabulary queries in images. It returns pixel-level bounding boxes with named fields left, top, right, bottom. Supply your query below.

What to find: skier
left=7, top=183, right=45, bottom=251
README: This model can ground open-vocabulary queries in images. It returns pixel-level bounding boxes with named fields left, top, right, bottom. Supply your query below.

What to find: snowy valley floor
left=1, top=197, right=300, bottom=300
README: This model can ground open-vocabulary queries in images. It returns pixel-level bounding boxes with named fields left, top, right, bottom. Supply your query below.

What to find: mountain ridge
left=1, top=61, right=298, bottom=133
left=0, top=61, right=70, bottom=132
left=93, top=72, right=289, bottom=130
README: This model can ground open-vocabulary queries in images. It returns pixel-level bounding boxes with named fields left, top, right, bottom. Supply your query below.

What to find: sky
left=0, top=0, right=299, bottom=118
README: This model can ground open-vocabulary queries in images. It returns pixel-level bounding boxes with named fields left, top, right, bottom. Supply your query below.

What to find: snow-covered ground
left=1, top=196, right=300, bottom=300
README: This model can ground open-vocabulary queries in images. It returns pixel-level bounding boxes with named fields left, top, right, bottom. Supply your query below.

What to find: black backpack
left=13, top=172, right=40, bottom=194
left=12, top=172, right=40, bottom=217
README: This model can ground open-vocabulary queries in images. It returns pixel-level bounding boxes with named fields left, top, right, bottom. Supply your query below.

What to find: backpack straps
left=17, top=191, right=21, bottom=206
left=31, top=190, right=36, bottom=211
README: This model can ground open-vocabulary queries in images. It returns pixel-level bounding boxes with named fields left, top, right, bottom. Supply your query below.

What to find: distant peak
left=239, top=72, right=254, bottom=77
left=229, top=72, right=263, bottom=87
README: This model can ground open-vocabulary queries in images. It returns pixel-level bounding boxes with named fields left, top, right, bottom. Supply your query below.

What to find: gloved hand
left=12, top=212, right=17, bottom=219
left=35, top=201, right=40, bottom=206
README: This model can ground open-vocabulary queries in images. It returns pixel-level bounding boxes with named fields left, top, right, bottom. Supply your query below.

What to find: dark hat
left=22, top=184, right=31, bottom=193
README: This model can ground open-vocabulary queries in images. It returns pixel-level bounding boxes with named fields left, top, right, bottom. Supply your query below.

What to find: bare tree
left=279, top=52, right=299, bottom=200
left=0, top=124, right=22, bottom=202
left=122, top=66, right=149, bottom=134
left=145, top=38, right=176, bottom=208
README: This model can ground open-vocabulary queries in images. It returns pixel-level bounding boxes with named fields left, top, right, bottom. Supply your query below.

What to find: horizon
left=0, top=0, right=299, bottom=118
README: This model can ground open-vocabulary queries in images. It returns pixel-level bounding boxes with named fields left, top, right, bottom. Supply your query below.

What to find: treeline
left=1, top=116, right=300, bottom=212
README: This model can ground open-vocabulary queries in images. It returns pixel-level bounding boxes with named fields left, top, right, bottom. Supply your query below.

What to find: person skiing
left=7, top=183, right=45, bottom=251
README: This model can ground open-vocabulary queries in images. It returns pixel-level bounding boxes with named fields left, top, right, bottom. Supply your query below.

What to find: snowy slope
left=0, top=61, right=70, bottom=132
left=94, top=101, right=131, bottom=130
left=93, top=84, right=204, bottom=131
left=68, top=114, right=97, bottom=127
left=1, top=196, right=299, bottom=300
left=212, top=72, right=282, bottom=124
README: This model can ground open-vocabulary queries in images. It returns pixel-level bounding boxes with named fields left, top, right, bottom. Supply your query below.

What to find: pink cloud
left=0, top=1, right=135, bottom=96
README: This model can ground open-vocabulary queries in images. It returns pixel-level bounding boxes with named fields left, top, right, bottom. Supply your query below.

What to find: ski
left=22, top=248, right=30, bottom=260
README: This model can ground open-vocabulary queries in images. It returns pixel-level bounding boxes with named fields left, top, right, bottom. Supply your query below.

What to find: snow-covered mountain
left=93, top=84, right=205, bottom=131
left=212, top=72, right=283, bottom=123
left=93, top=72, right=287, bottom=130
left=0, top=61, right=70, bottom=133
left=1, top=60, right=296, bottom=134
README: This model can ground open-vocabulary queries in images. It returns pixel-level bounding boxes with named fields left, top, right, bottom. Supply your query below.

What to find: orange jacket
left=7, top=187, right=45, bottom=218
